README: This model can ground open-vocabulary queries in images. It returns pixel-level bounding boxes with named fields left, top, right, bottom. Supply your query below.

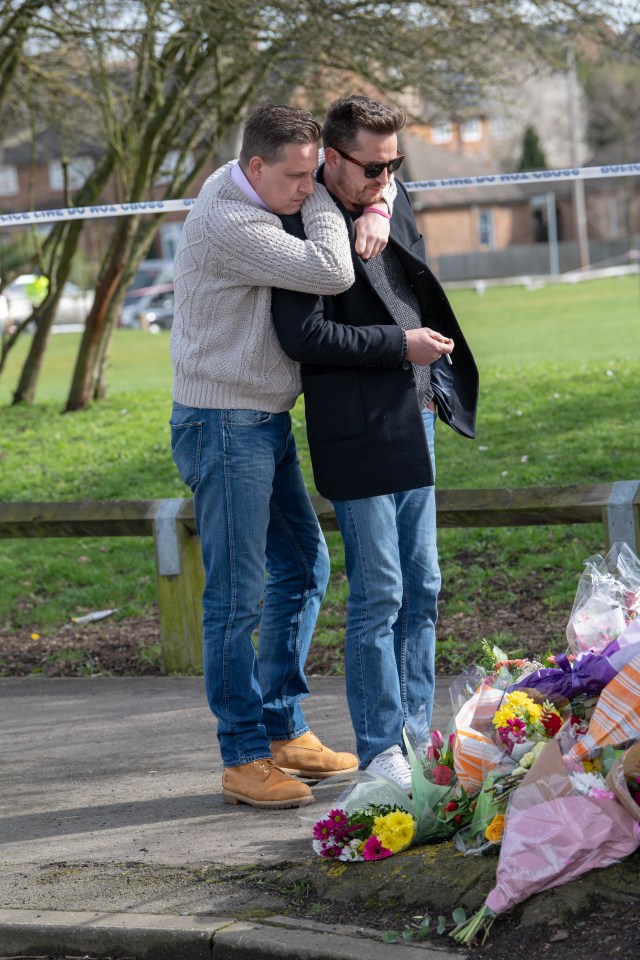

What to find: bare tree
left=1, top=0, right=633, bottom=409
left=583, top=35, right=640, bottom=240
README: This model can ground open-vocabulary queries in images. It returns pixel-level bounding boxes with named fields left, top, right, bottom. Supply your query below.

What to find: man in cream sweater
left=170, top=104, right=400, bottom=809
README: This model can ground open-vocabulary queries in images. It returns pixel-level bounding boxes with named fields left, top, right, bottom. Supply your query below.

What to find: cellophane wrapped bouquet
left=308, top=774, right=417, bottom=862
left=566, top=542, right=640, bottom=653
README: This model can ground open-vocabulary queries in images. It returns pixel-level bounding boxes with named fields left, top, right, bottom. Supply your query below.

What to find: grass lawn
left=0, top=274, right=639, bottom=674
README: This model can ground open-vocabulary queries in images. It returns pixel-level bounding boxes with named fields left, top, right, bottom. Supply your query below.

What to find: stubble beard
left=334, top=165, right=383, bottom=212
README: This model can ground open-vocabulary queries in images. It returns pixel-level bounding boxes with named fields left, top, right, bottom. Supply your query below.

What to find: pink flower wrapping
left=485, top=795, right=640, bottom=916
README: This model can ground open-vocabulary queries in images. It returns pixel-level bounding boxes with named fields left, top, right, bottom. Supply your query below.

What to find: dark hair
left=322, top=96, right=406, bottom=152
left=239, top=104, right=322, bottom=167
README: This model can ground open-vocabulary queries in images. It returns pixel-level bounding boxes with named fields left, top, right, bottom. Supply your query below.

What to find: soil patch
left=0, top=583, right=564, bottom=678
left=260, top=844, right=640, bottom=960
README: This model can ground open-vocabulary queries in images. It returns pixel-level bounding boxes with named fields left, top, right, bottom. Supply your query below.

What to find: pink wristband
left=363, top=206, right=391, bottom=220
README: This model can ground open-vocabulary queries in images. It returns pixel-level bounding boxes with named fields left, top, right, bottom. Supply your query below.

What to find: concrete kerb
left=0, top=909, right=463, bottom=959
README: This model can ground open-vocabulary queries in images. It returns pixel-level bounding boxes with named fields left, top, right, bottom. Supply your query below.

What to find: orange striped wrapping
left=565, top=653, right=640, bottom=766
left=453, top=684, right=507, bottom=792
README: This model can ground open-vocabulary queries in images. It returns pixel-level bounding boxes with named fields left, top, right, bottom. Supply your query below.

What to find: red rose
left=542, top=711, right=562, bottom=736
left=444, top=801, right=458, bottom=813
left=433, top=764, right=453, bottom=786
left=453, top=814, right=464, bottom=825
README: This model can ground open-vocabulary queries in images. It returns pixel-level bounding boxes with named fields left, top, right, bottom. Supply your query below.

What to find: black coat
left=271, top=173, right=479, bottom=501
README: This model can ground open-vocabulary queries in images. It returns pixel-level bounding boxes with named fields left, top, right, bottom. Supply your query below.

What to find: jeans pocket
left=223, top=409, right=273, bottom=427
left=170, top=419, right=203, bottom=490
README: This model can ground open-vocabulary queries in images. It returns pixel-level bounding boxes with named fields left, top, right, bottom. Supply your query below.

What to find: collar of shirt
left=230, top=160, right=271, bottom=211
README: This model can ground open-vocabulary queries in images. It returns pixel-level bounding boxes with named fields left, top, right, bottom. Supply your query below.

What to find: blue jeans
left=332, top=409, right=440, bottom=768
left=170, top=404, right=330, bottom=766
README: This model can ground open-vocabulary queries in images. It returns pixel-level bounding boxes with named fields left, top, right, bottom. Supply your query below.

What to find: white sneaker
left=365, top=745, right=413, bottom=795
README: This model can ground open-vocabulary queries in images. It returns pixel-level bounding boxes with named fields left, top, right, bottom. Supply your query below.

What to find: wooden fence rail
left=1, top=481, right=638, bottom=672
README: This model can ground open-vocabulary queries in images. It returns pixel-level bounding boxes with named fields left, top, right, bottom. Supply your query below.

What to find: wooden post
left=153, top=502, right=205, bottom=673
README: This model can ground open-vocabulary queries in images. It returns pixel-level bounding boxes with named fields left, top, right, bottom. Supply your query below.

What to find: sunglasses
left=333, top=148, right=404, bottom=180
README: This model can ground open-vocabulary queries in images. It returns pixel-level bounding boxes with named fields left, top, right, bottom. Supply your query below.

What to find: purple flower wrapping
left=507, top=652, right=617, bottom=701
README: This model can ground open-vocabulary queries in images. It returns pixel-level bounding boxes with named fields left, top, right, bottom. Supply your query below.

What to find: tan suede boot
left=270, top=731, right=358, bottom=779
left=221, top=758, right=314, bottom=808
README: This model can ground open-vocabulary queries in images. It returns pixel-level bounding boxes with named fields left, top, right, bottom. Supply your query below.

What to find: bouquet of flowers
left=566, top=542, right=640, bottom=654
left=450, top=668, right=512, bottom=794
left=454, top=741, right=548, bottom=855
left=308, top=774, right=417, bottom=862
left=407, top=727, right=476, bottom=842
left=563, top=652, right=640, bottom=768
left=452, top=738, right=640, bottom=945
left=509, top=615, right=640, bottom=709
left=491, top=690, right=563, bottom=759
left=451, top=658, right=565, bottom=795
left=478, top=639, right=546, bottom=685
left=312, top=803, right=416, bottom=861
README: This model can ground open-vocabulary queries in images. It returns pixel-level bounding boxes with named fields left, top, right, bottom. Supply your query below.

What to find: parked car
left=0, top=274, right=93, bottom=333
left=120, top=283, right=174, bottom=332
left=126, top=259, right=173, bottom=294
left=118, top=259, right=174, bottom=331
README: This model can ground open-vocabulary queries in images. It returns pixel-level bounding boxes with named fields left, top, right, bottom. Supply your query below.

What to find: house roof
left=398, top=130, right=574, bottom=208
left=2, top=126, right=104, bottom=165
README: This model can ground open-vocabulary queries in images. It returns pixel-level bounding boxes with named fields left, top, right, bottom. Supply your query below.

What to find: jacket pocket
left=303, top=370, right=366, bottom=442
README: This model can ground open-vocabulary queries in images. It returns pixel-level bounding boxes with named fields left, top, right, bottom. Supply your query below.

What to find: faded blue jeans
left=332, top=409, right=440, bottom=767
left=170, top=404, right=330, bottom=767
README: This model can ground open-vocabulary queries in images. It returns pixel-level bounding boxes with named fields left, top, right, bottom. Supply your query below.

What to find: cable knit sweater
left=170, top=161, right=355, bottom=412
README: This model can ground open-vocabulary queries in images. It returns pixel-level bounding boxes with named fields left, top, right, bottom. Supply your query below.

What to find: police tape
left=1, top=162, right=639, bottom=227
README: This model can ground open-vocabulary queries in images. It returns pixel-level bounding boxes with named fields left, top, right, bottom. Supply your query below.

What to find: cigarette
left=438, top=336, right=453, bottom=364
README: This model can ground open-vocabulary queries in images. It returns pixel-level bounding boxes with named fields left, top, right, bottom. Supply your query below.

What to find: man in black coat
left=271, top=95, right=479, bottom=792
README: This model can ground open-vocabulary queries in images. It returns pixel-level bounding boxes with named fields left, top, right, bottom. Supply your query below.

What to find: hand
left=405, top=328, right=454, bottom=365
left=353, top=209, right=390, bottom=260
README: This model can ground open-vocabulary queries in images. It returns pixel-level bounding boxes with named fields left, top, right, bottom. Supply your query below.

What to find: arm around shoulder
left=207, top=187, right=354, bottom=296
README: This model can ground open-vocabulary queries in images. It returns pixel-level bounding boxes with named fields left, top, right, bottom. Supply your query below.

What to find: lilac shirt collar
left=230, top=160, right=271, bottom=211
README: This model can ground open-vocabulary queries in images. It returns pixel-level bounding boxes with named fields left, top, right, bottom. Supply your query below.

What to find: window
left=478, top=210, right=494, bottom=248
left=0, top=165, right=19, bottom=196
left=460, top=118, right=482, bottom=143
left=489, top=116, right=512, bottom=140
left=431, top=121, right=453, bottom=144
left=155, top=150, right=194, bottom=185
left=48, top=157, right=95, bottom=191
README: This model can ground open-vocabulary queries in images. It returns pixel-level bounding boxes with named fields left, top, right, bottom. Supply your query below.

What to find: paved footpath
left=0, top=676, right=464, bottom=959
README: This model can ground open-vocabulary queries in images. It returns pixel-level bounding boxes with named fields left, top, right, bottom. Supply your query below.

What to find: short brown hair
left=239, top=104, right=322, bottom=167
left=322, top=96, right=406, bottom=153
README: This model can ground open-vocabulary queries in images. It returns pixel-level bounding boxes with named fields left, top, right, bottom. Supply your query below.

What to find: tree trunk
left=64, top=218, right=138, bottom=412
left=11, top=293, right=60, bottom=404
left=9, top=219, right=86, bottom=404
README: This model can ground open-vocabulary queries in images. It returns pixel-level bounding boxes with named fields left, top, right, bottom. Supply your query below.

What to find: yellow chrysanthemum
left=492, top=706, right=516, bottom=728
left=526, top=702, right=543, bottom=722
left=373, top=811, right=415, bottom=853
left=493, top=691, right=544, bottom=729
left=504, top=691, right=532, bottom=708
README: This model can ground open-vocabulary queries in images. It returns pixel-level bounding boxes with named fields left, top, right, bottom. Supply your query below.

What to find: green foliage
left=382, top=908, right=465, bottom=943
left=0, top=277, right=639, bottom=666
left=0, top=232, right=38, bottom=280
left=518, top=124, right=547, bottom=170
